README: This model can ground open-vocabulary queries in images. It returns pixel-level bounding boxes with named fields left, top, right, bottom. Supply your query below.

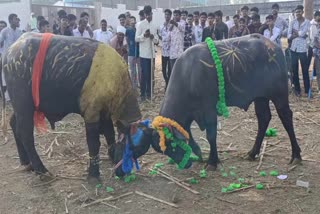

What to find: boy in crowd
left=202, top=12, right=215, bottom=41
left=159, top=9, right=172, bottom=89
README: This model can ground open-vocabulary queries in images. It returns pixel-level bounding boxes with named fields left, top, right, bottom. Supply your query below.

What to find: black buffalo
left=1, top=32, right=146, bottom=182
left=139, top=34, right=302, bottom=170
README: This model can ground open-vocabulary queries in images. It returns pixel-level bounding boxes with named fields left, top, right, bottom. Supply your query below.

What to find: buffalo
left=137, top=34, right=302, bottom=170
left=1, top=32, right=148, bottom=182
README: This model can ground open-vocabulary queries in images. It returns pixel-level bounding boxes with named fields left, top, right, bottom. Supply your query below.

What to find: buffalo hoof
left=23, top=164, right=33, bottom=172
left=205, top=163, right=217, bottom=171
left=243, top=152, right=256, bottom=161
left=87, top=175, right=101, bottom=186
left=289, top=158, right=302, bottom=165
left=39, top=172, right=55, bottom=182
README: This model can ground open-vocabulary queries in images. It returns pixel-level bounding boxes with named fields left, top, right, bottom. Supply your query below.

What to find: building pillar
left=94, top=1, right=102, bottom=30
left=304, top=0, right=314, bottom=20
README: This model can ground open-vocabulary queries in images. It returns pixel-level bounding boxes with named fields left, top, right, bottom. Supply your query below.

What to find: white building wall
left=0, top=0, right=32, bottom=31
left=101, top=4, right=164, bottom=32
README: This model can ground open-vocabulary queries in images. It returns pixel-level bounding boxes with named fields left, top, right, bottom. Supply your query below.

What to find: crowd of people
left=1, top=3, right=320, bottom=102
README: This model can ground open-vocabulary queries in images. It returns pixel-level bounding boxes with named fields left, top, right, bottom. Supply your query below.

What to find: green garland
left=163, top=127, right=192, bottom=169
left=205, top=37, right=229, bottom=118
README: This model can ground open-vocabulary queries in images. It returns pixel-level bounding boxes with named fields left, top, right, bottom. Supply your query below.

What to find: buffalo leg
left=185, top=120, right=203, bottom=161
left=16, top=112, right=47, bottom=174
left=273, top=99, right=301, bottom=164
left=101, top=117, right=115, bottom=161
left=10, top=114, right=32, bottom=170
left=85, top=122, right=101, bottom=180
left=205, top=114, right=219, bottom=170
left=247, top=98, right=272, bottom=160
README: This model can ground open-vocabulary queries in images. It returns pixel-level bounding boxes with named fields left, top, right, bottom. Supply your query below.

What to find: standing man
left=53, top=10, right=67, bottom=33
left=54, top=15, right=73, bottom=36
left=241, top=6, right=251, bottom=25
left=195, top=12, right=207, bottom=44
left=93, top=19, right=113, bottom=44
left=272, top=3, right=288, bottom=37
left=110, top=26, right=128, bottom=61
left=73, top=18, right=91, bottom=38
left=225, top=16, right=234, bottom=30
left=193, top=11, right=200, bottom=27
left=0, top=14, right=22, bottom=102
left=229, top=15, right=250, bottom=38
left=125, top=11, right=131, bottom=27
left=0, top=20, right=7, bottom=100
left=202, top=12, right=215, bottom=41
left=29, top=12, right=37, bottom=31
left=181, top=11, right=188, bottom=21
left=248, top=14, right=262, bottom=34
left=0, top=21, right=7, bottom=53
left=118, top=14, right=126, bottom=27
left=250, top=7, right=259, bottom=16
left=308, top=11, right=320, bottom=83
left=80, top=12, right=93, bottom=38
left=169, top=10, right=185, bottom=69
left=67, top=14, right=77, bottom=30
left=311, top=11, right=320, bottom=95
left=288, top=5, right=311, bottom=96
left=139, top=10, right=145, bottom=22
left=213, top=10, right=228, bottom=40
left=39, top=20, right=50, bottom=33
left=135, top=5, right=159, bottom=101
left=159, top=9, right=172, bottom=89
left=263, top=15, right=281, bottom=46
left=33, top=16, right=45, bottom=32
left=308, top=11, right=320, bottom=75
left=126, top=16, right=140, bottom=89
left=184, top=14, right=194, bottom=50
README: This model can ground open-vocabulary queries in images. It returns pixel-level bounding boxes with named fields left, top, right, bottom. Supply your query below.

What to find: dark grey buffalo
left=0, top=32, right=147, bottom=182
left=138, top=34, right=302, bottom=170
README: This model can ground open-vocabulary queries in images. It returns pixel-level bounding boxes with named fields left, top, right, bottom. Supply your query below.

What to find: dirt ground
left=0, top=47, right=320, bottom=214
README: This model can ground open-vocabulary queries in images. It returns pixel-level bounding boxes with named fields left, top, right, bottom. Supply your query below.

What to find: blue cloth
left=126, top=27, right=139, bottom=57
left=121, top=121, right=150, bottom=174
left=140, top=119, right=151, bottom=128
left=122, top=136, right=141, bottom=174
left=131, top=128, right=143, bottom=146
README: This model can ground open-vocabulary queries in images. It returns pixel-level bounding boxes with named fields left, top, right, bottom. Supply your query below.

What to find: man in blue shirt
left=126, top=16, right=140, bottom=90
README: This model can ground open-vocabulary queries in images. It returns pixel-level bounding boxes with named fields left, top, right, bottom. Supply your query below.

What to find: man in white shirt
left=135, top=5, right=159, bottom=101
left=263, top=15, right=281, bottom=46
left=194, top=12, right=207, bottom=44
left=272, top=3, right=288, bottom=37
left=73, top=18, right=91, bottom=38
left=0, top=14, right=22, bottom=102
left=307, top=13, right=318, bottom=75
left=93, top=19, right=113, bottom=44
left=225, top=16, right=234, bottom=30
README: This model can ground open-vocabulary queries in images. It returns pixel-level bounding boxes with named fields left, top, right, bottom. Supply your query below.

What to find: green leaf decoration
left=205, top=37, right=229, bottom=118
left=106, top=187, right=114, bottom=193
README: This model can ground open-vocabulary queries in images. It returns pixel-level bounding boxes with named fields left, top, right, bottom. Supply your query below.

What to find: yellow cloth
left=80, top=43, right=132, bottom=123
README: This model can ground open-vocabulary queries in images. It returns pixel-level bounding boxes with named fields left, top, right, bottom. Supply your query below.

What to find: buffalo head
left=111, top=120, right=152, bottom=177
left=148, top=127, right=193, bottom=170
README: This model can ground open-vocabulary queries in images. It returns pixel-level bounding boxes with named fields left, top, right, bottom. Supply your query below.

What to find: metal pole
left=150, top=39, right=154, bottom=103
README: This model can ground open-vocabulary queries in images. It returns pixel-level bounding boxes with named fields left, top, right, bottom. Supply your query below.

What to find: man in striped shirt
left=288, top=5, right=310, bottom=96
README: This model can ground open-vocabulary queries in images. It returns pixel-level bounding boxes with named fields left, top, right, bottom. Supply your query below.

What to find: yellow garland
left=152, top=116, right=190, bottom=152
